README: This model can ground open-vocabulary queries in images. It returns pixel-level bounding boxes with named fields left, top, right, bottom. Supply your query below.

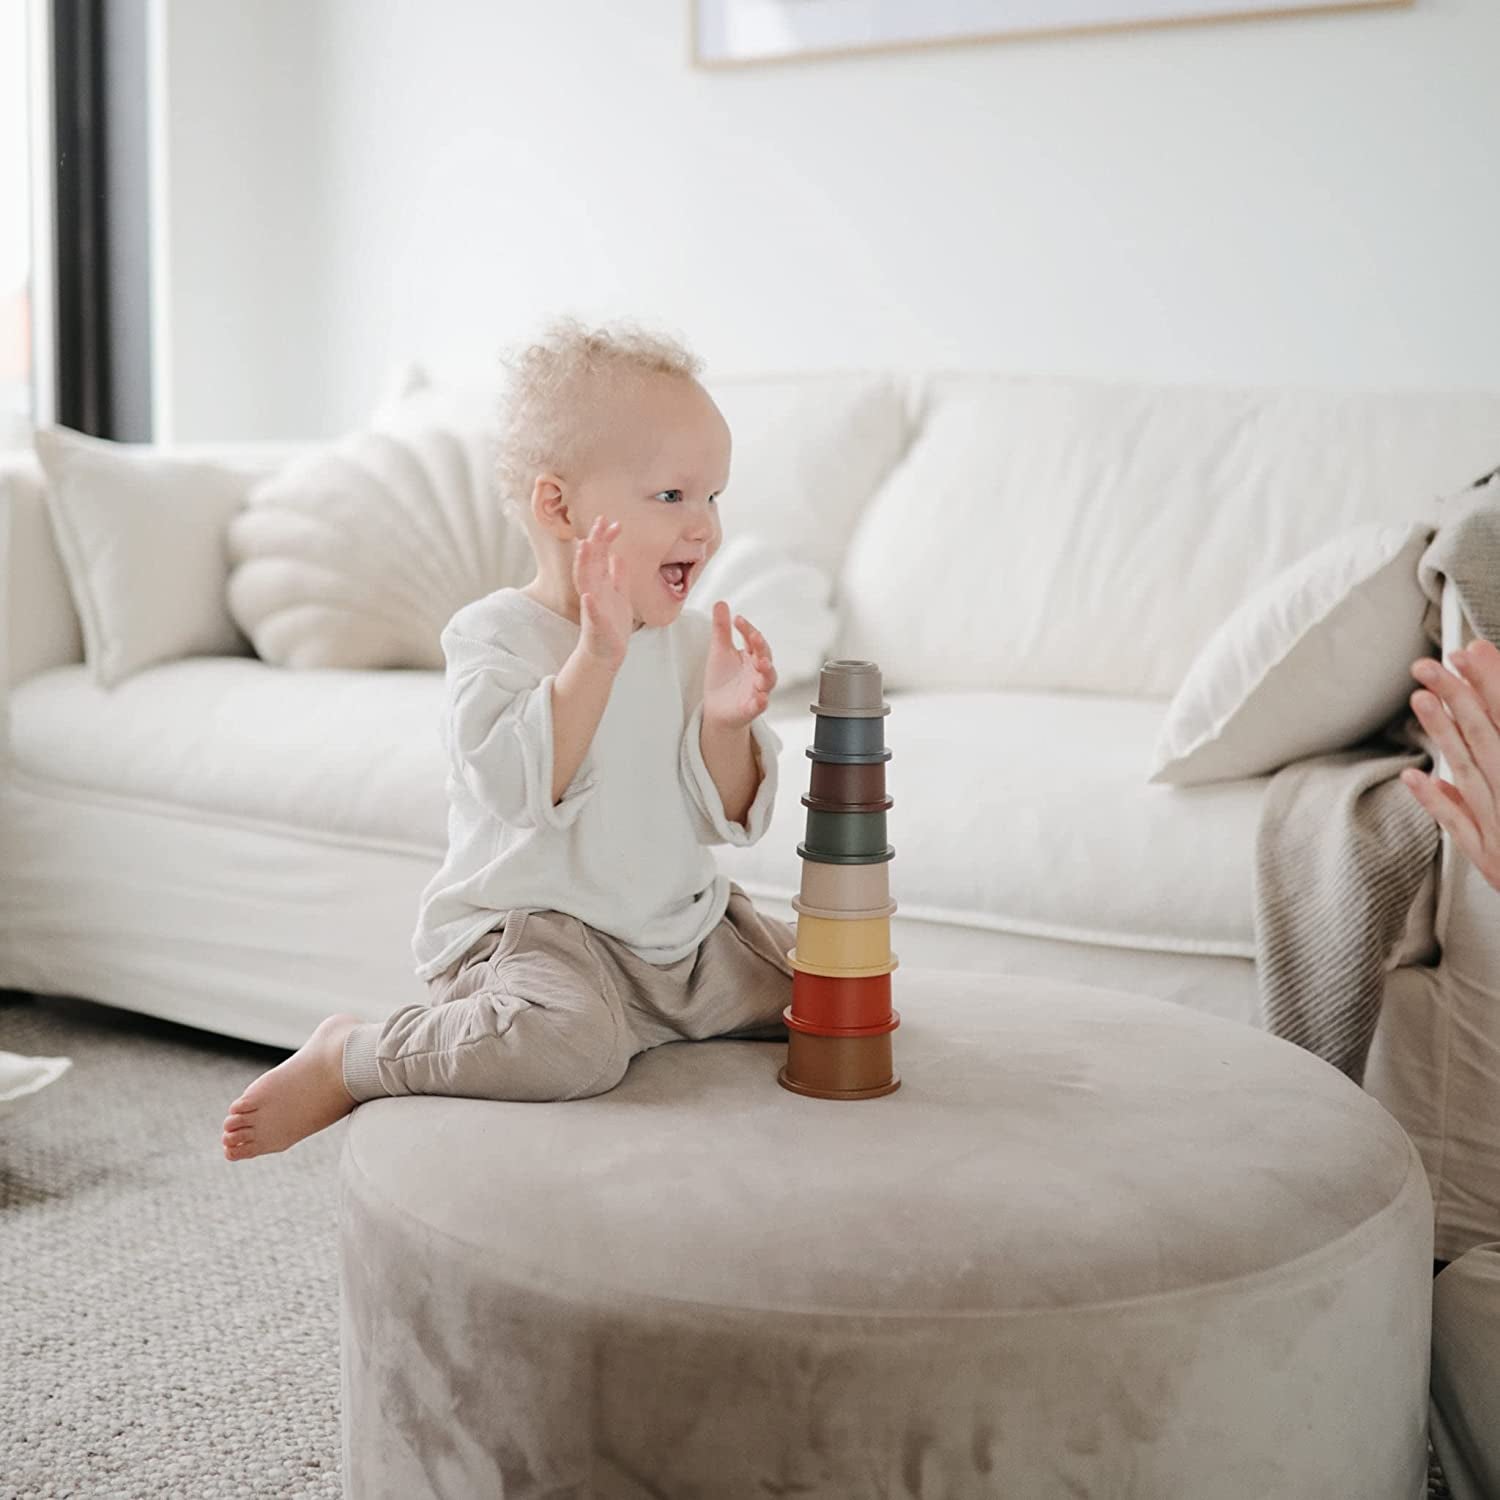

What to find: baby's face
left=568, top=374, right=730, bottom=630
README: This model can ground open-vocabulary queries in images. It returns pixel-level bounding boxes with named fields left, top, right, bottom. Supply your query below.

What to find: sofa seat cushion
left=12, top=665, right=1269, bottom=955
left=8, top=660, right=449, bottom=853
left=741, top=689, right=1270, bottom=957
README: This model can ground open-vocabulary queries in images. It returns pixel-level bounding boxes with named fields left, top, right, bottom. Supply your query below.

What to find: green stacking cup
left=802, top=796, right=891, bottom=858
left=797, top=841, right=895, bottom=867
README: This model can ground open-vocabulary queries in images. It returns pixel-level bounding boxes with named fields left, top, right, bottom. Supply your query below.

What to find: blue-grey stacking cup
left=812, top=713, right=889, bottom=758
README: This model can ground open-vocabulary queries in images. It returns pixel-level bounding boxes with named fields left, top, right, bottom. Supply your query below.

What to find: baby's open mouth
left=659, top=561, right=696, bottom=599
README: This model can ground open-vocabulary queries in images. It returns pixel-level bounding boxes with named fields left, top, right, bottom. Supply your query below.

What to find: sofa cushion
left=9, top=662, right=1269, bottom=957
left=1150, top=520, right=1436, bottom=786
left=723, top=688, right=1268, bottom=957
left=704, top=373, right=914, bottom=581
left=835, top=375, right=1500, bottom=697
left=8, top=660, right=449, bottom=852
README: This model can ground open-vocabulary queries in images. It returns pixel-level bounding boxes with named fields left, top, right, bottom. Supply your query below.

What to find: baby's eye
left=655, top=489, right=683, bottom=504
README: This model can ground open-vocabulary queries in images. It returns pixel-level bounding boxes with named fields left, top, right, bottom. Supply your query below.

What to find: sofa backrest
left=704, top=373, right=915, bottom=581
left=5, top=376, right=1498, bottom=702
left=823, top=375, right=1500, bottom=698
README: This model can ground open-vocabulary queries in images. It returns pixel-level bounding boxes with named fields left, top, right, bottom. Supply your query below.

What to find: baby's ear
left=530, top=473, right=572, bottom=535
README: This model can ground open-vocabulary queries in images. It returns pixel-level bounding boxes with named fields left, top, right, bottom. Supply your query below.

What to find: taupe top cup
left=812, top=660, right=888, bottom=719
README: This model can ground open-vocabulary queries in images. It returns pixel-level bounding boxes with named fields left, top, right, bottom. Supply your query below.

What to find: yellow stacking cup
left=791, top=898, right=897, bottom=970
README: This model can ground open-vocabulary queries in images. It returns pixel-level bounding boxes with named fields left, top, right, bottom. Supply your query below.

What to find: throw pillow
left=227, top=421, right=533, bottom=670
left=694, top=534, right=838, bottom=690
left=1150, top=520, right=1435, bottom=786
left=33, top=425, right=271, bottom=688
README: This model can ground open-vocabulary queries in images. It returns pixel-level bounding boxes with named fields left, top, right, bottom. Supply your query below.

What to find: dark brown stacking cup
left=808, top=756, right=888, bottom=804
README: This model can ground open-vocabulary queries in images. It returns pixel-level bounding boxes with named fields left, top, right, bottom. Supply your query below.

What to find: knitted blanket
left=1254, top=468, right=1500, bottom=1082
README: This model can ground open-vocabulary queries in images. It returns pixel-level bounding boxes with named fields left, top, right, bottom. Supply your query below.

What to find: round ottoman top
left=341, top=970, right=1425, bottom=1317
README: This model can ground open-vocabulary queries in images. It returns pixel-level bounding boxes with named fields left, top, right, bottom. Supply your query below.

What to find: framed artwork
left=691, top=0, right=1411, bottom=67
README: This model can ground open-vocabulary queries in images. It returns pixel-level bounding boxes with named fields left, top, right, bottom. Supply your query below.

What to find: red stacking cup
left=788, top=966, right=894, bottom=1033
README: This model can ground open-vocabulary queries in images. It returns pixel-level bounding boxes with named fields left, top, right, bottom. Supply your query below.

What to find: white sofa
left=3, top=371, right=1499, bottom=1261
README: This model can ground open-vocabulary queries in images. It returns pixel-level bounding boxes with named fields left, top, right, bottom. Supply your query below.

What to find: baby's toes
left=223, top=1128, right=259, bottom=1160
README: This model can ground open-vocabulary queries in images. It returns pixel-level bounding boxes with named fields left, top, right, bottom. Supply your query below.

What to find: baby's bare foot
left=221, top=1013, right=363, bottom=1162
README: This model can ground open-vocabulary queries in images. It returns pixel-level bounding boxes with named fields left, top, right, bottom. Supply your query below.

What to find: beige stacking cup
left=798, top=857, right=892, bottom=912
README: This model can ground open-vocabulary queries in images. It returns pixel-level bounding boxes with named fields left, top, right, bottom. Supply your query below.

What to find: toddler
left=221, top=318, right=795, bottom=1160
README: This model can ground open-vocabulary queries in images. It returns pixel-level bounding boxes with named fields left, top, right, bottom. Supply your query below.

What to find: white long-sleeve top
left=410, top=588, right=783, bottom=981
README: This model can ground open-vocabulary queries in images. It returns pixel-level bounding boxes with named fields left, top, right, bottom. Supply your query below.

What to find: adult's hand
left=1402, top=638, right=1500, bottom=892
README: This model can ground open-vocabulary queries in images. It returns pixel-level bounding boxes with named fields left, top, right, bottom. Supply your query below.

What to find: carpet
left=0, top=988, right=1456, bottom=1500
left=1, top=991, right=344, bottom=1499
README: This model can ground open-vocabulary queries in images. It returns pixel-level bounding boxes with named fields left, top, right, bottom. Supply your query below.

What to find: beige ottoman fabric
left=339, top=972, right=1433, bottom=1498
left=1430, top=1243, right=1500, bottom=1500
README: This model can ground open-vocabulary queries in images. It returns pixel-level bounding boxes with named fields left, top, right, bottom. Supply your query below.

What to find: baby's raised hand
left=574, top=517, right=632, bottom=670
left=703, top=601, right=777, bottom=730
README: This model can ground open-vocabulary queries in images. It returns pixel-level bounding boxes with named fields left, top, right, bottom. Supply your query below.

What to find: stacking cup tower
left=778, top=660, right=901, bottom=1100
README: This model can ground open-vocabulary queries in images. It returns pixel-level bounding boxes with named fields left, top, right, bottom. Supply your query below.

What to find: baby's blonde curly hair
left=494, top=316, right=706, bottom=529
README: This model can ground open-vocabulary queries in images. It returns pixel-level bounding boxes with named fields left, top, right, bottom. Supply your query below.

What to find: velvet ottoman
left=337, top=970, right=1433, bottom=1499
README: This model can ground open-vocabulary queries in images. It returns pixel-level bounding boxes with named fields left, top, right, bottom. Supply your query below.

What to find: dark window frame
left=51, top=0, right=150, bottom=441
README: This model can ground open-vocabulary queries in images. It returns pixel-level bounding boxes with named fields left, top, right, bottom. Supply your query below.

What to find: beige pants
left=1431, top=1243, right=1500, bottom=1500
left=341, top=882, right=795, bottom=1105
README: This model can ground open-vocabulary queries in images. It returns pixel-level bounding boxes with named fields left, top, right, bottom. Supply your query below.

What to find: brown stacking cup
left=808, top=756, right=888, bottom=804
left=778, top=1023, right=900, bottom=1100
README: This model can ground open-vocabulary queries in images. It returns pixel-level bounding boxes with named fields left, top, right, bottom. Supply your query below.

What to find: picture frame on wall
left=690, top=0, right=1412, bottom=68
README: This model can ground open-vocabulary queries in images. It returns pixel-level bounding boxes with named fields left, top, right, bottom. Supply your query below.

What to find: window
left=1, top=0, right=51, bottom=450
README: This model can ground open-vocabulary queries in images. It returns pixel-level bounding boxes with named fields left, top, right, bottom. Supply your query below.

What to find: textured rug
left=0, top=988, right=1456, bottom=1500
left=1, top=990, right=344, bottom=1499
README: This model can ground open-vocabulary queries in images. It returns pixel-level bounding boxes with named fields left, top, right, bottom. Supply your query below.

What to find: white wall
left=157, top=0, right=1500, bottom=442
left=155, top=0, right=331, bottom=442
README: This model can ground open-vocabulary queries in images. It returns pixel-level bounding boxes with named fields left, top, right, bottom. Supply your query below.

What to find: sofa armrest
left=0, top=453, right=84, bottom=765
left=1, top=451, right=85, bottom=687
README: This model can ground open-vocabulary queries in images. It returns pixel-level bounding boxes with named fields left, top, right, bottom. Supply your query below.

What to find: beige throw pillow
left=34, top=426, right=271, bottom=688
left=1150, top=520, right=1435, bottom=786
left=227, top=421, right=533, bottom=670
